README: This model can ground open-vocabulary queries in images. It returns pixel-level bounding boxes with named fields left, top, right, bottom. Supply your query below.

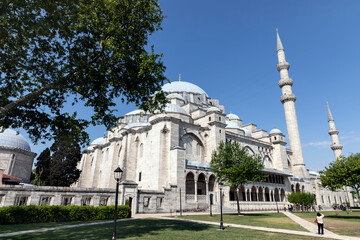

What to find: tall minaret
left=327, top=102, right=343, bottom=160
left=276, top=29, right=308, bottom=178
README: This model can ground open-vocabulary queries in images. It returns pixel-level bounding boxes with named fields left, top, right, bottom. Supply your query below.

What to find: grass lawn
left=2, top=219, right=327, bottom=240
left=178, top=213, right=307, bottom=231
left=0, top=220, right=111, bottom=234
left=293, top=210, right=360, bottom=237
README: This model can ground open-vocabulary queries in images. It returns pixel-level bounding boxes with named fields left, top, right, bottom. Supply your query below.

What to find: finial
left=276, top=29, right=284, bottom=51
left=276, top=28, right=278, bottom=33
left=179, top=74, right=181, bottom=82
left=327, top=101, right=334, bottom=122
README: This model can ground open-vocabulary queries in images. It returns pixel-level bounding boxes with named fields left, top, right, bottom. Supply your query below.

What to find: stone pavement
left=0, top=211, right=359, bottom=240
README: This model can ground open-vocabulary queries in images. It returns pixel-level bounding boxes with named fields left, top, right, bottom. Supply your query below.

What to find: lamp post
left=219, top=182, right=224, bottom=230
left=112, top=166, right=123, bottom=240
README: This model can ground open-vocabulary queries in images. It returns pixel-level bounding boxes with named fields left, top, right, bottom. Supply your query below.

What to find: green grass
left=1, top=219, right=327, bottom=240
left=0, top=220, right=110, bottom=234
left=178, top=213, right=307, bottom=231
left=293, top=210, right=360, bottom=237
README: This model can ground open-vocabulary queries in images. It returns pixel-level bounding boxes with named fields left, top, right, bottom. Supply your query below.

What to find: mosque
left=0, top=32, right=354, bottom=212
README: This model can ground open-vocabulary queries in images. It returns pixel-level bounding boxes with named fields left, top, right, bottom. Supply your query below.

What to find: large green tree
left=211, top=141, right=266, bottom=214
left=0, top=0, right=168, bottom=144
left=320, top=153, right=360, bottom=200
left=33, top=132, right=82, bottom=186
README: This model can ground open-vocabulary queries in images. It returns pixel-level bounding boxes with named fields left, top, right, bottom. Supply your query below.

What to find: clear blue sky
left=22, top=0, right=360, bottom=172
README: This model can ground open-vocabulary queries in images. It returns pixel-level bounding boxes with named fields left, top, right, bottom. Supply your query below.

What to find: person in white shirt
left=315, top=212, right=324, bottom=234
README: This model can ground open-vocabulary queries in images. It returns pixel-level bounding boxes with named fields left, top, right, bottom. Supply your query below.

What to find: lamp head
left=114, top=166, right=123, bottom=181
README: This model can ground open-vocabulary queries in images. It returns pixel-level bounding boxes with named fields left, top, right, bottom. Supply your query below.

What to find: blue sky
left=21, top=0, right=360, bottom=172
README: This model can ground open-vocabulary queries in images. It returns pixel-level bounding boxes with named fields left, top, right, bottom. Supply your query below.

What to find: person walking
left=315, top=212, right=324, bottom=235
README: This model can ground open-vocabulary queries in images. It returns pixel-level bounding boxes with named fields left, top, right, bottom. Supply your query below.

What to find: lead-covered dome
left=162, top=81, right=208, bottom=96
left=269, top=128, right=282, bottom=135
left=0, top=129, right=31, bottom=151
left=227, top=113, right=240, bottom=120
left=225, top=120, right=240, bottom=129
left=91, top=137, right=105, bottom=145
left=163, top=103, right=188, bottom=115
left=166, top=93, right=184, bottom=100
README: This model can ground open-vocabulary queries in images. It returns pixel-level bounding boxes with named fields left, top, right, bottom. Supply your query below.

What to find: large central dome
left=162, top=81, right=207, bottom=96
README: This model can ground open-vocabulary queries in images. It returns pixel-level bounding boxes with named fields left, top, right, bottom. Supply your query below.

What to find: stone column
left=245, top=189, right=248, bottom=201
left=205, top=180, right=209, bottom=203
left=195, top=180, right=198, bottom=202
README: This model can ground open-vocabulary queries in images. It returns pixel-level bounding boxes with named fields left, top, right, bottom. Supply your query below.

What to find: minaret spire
left=327, top=102, right=343, bottom=160
left=276, top=30, right=308, bottom=178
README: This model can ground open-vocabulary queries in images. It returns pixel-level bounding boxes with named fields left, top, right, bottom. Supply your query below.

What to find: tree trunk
left=236, top=190, right=241, bottom=215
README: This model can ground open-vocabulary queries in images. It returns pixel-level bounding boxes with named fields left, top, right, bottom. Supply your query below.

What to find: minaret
left=276, top=29, right=308, bottom=178
left=327, top=102, right=343, bottom=160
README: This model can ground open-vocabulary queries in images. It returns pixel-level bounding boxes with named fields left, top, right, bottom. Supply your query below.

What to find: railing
left=186, top=194, right=195, bottom=202
left=197, top=195, right=206, bottom=202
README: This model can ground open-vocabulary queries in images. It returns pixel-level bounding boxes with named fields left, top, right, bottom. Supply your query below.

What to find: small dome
left=269, top=128, right=282, bottom=135
left=240, top=128, right=252, bottom=137
left=162, top=81, right=208, bottom=96
left=156, top=103, right=188, bottom=115
left=125, top=109, right=147, bottom=116
left=0, top=129, right=31, bottom=151
left=227, top=113, right=240, bottom=120
left=207, top=107, right=221, bottom=113
left=166, top=93, right=184, bottom=100
left=124, top=122, right=148, bottom=129
left=225, top=120, right=240, bottom=129
left=91, top=137, right=105, bottom=145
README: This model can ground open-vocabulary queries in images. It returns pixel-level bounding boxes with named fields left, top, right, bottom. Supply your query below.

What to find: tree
left=33, top=132, right=81, bottom=186
left=0, top=0, right=168, bottom=145
left=211, top=141, right=266, bottom=214
left=320, top=153, right=360, bottom=201
left=287, top=192, right=316, bottom=212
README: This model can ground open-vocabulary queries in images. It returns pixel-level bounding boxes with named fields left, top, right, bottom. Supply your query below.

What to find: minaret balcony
left=328, top=129, right=339, bottom=135
left=278, top=78, right=293, bottom=88
left=277, top=62, right=290, bottom=71
left=280, top=94, right=296, bottom=103
left=331, top=144, right=343, bottom=150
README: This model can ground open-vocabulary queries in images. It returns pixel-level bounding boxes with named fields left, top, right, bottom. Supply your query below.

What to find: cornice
left=225, top=132, right=273, bottom=148
left=276, top=62, right=290, bottom=72
left=331, top=144, right=343, bottom=150
left=280, top=94, right=296, bottom=103
left=328, top=129, right=339, bottom=135
left=278, top=78, right=293, bottom=88
left=0, top=146, right=37, bottom=158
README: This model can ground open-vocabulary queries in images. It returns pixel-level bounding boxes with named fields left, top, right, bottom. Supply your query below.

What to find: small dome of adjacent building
left=166, top=93, right=184, bottom=100
left=125, top=109, right=147, bottom=116
left=91, top=137, right=105, bottom=145
left=227, top=113, right=240, bottom=120
left=241, top=128, right=252, bottom=137
left=0, top=129, right=31, bottom=151
left=225, top=120, right=240, bottom=129
left=207, top=107, right=221, bottom=113
left=156, top=103, right=188, bottom=115
left=269, top=128, right=282, bottom=135
left=162, top=81, right=208, bottom=96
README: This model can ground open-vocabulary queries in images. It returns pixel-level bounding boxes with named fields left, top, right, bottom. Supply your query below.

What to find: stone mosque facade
left=0, top=32, right=355, bottom=212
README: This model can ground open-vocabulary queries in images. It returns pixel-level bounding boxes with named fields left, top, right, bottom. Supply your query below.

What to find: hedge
left=0, top=205, right=130, bottom=225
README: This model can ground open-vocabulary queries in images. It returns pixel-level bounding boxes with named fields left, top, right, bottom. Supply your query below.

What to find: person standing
left=315, top=212, right=324, bottom=235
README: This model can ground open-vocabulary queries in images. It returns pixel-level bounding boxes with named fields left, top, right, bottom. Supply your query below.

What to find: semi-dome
left=162, top=81, right=208, bottom=96
left=207, top=107, right=221, bottom=113
left=241, top=128, right=252, bottom=137
left=227, top=113, right=240, bottom=120
left=166, top=93, right=184, bottom=100
left=125, top=109, right=147, bottom=116
left=269, top=128, right=282, bottom=135
left=225, top=120, right=240, bottom=129
left=0, top=129, right=31, bottom=151
left=156, top=103, right=188, bottom=115
left=91, top=137, right=105, bottom=145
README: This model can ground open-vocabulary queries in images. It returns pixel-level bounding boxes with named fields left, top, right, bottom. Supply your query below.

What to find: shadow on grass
left=326, top=215, right=360, bottom=220
left=6, top=219, right=212, bottom=240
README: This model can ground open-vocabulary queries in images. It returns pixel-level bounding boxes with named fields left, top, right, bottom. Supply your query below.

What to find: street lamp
left=219, top=182, right=224, bottom=230
left=112, top=166, right=123, bottom=240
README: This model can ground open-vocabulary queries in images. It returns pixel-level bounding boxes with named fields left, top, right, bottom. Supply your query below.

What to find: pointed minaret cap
left=276, top=28, right=284, bottom=51
left=327, top=101, right=334, bottom=121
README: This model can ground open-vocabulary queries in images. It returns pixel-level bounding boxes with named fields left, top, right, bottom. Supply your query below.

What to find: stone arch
left=301, top=185, right=305, bottom=192
left=291, top=184, right=294, bottom=192
left=263, top=155, right=273, bottom=168
left=251, top=186, right=257, bottom=201
left=296, top=183, right=300, bottom=193
left=265, top=187, right=270, bottom=202
left=274, top=188, right=280, bottom=202
left=197, top=173, right=206, bottom=195
left=280, top=188, right=286, bottom=202
left=239, top=185, right=246, bottom=201
left=258, top=187, right=264, bottom=201
left=244, top=146, right=255, bottom=156
left=208, top=174, right=215, bottom=192
left=181, top=133, right=204, bottom=163
left=186, top=172, right=195, bottom=195
left=246, top=189, right=250, bottom=201
left=229, top=186, right=237, bottom=201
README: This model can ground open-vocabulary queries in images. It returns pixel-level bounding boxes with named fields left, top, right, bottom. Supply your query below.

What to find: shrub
left=0, top=205, right=130, bottom=225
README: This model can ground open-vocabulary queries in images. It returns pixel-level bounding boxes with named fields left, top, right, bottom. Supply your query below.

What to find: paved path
left=0, top=212, right=359, bottom=240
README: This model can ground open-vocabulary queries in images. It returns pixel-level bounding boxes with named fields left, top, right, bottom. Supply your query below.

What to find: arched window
left=263, top=156, right=272, bottom=168
left=186, top=172, right=195, bottom=195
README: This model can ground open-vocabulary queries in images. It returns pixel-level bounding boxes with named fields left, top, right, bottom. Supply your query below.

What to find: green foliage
left=210, top=141, right=266, bottom=187
left=0, top=205, right=130, bottom=225
left=320, top=153, right=360, bottom=197
left=0, top=0, right=168, bottom=145
left=34, top=132, right=81, bottom=186
left=287, top=192, right=316, bottom=207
